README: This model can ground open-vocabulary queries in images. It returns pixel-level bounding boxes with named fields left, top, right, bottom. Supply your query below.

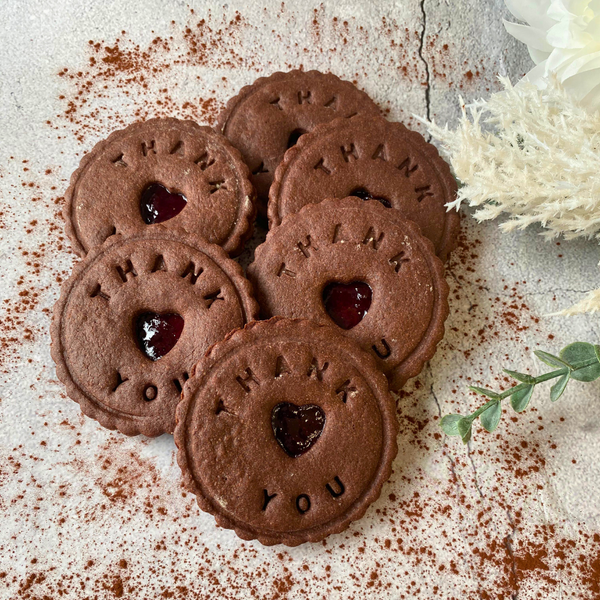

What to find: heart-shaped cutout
left=140, top=183, right=187, bottom=224
left=135, top=312, right=184, bottom=361
left=349, top=187, right=392, bottom=209
left=323, top=282, right=372, bottom=330
left=271, top=402, right=325, bottom=458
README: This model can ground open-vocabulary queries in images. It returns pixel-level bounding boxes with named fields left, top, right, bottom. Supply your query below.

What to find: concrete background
left=1, top=1, right=599, bottom=598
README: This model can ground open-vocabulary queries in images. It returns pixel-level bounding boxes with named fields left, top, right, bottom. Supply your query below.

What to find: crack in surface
left=429, top=365, right=485, bottom=504
left=417, top=0, right=431, bottom=122
left=445, top=271, right=590, bottom=298
left=430, top=381, right=442, bottom=419
left=427, top=364, right=460, bottom=498
left=445, top=449, right=462, bottom=499
left=466, top=441, right=485, bottom=499
left=429, top=367, right=463, bottom=498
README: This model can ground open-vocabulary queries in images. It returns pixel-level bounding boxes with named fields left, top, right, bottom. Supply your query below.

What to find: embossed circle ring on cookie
left=216, top=70, right=380, bottom=216
left=269, top=115, right=460, bottom=261
left=51, top=229, right=258, bottom=437
left=248, top=198, right=450, bottom=391
left=64, top=118, right=256, bottom=257
left=175, top=318, right=398, bottom=546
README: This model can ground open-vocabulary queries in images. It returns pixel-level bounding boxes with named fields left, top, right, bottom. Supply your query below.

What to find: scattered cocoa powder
left=1, top=5, right=597, bottom=600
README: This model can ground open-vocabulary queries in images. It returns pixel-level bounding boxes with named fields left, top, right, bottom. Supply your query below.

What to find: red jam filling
left=271, top=402, right=325, bottom=458
left=140, top=183, right=187, bottom=224
left=349, top=187, right=392, bottom=209
left=135, top=312, right=184, bottom=361
left=323, top=282, right=372, bottom=330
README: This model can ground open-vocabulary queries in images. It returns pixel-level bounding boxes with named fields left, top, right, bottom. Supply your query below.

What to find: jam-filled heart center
left=323, top=282, right=372, bottom=330
left=271, top=402, right=326, bottom=458
left=135, top=312, right=184, bottom=361
left=140, top=183, right=187, bottom=224
left=349, top=187, right=392, bottom=209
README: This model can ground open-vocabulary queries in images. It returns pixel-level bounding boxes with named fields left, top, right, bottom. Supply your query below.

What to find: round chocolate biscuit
left=269, top=115, right=460, bottom=261
left=64, top=118, right=255, bottom=258
left=248, top=198, right=449, bottom=391
left=51, top=228, right=258, bottom=437
left=175, top=317, right=398, bottom=546
left=216, top=70, right=380, bottom=217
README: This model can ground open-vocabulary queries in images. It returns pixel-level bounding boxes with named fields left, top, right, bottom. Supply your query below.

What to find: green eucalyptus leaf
left=503, top=369, right=536, bottom=385
left=440, top=414, right=463, bottom=436
left=510, top=384, right=534, bottom=413
left=480, top=401, right=502, bottom=433
left=561, top=342, right=600, bottom=382
left=457, top=417, right=473, bottom=443
left=534, top=350, right=571, bottom=370
left=550, top=371, right=570, bottom=402
left=468, top=386, right=500, bottom=400
left=595, top=345, right=600, bottom=363
left=560, top=341, right=596, bottom=362
left=459, top=428, right=472, bottom=444
left=571, top=364, right=600, bottom=382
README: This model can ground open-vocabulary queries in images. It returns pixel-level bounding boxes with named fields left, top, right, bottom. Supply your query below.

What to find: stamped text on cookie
left=66, top=119, right=254, bottom=257
left=185, top=338, right=386, bottom=533
left=248, top=197, right=448, bottom=389
left=56, top=234, right=250, bottom=435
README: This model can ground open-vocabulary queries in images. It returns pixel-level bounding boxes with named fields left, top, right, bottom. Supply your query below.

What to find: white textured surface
left=1, top=1, right=599, bottom=599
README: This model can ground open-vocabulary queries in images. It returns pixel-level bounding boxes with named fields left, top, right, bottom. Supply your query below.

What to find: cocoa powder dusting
left=1, top=4, right=597, bottom=600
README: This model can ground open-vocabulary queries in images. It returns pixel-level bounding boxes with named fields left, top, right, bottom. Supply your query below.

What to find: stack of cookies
left=51, top=70, right=459, bottom=546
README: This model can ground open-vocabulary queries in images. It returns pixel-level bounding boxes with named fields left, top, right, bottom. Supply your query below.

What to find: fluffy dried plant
left=421, top=77, right=600, bottom=238
left=419, top=76, right=600, bottom=314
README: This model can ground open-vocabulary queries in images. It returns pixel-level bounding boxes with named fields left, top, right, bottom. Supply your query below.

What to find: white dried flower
left=556, top=288, right=600, bottom=314
left=421, top=77, right=600, bottom=240
left=420, top=77, right=600, bottom=314
left=504, top=0, right=600, bottom=110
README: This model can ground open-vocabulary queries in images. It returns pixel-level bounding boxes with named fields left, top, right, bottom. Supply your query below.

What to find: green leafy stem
left=441, top=342, right=600, bottom=443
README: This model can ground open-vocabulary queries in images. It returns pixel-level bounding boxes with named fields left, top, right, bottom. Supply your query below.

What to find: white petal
left=546, top=46, right=583, bottom=72
left=503, top=20, right=555, bottom=52
left=519, top=61, right=551, bottom=86
left=562, top=66, right=600, bottom=97
left=562, top=49, right=600, bottom=78
left=504, top=0, right=527, bottom=21
left=547, top=19, right=590, bottom=48
left=505, top=0, right=555, bottom=28
left=548, top=0, right=589, bottom=19
left=529, top=47, right=553, bottom=63
left=585, top=15, right=600, bottom=37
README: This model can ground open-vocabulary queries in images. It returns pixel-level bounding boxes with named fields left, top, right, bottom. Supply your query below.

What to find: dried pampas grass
left=420, top=77, right=600, bottom=240
left=419, top=77, right=600, bottom=315
left=557, top=289, right=600, bottom=316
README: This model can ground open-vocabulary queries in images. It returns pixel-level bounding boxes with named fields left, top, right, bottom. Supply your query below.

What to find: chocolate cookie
left=269, top=115, right=460, bottom=261
left=216, top=70, right=380, bottom=217
left=248, top=198, right=449, bottom=391
left=175, top=317, right=398, bottom=546
left=64, top=118, right=255, bottom=257
left=51, top=228, right=258, bottom=437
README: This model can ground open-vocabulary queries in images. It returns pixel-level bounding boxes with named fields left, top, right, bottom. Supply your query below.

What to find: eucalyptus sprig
left=441, top=342, right=600, bottom=443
